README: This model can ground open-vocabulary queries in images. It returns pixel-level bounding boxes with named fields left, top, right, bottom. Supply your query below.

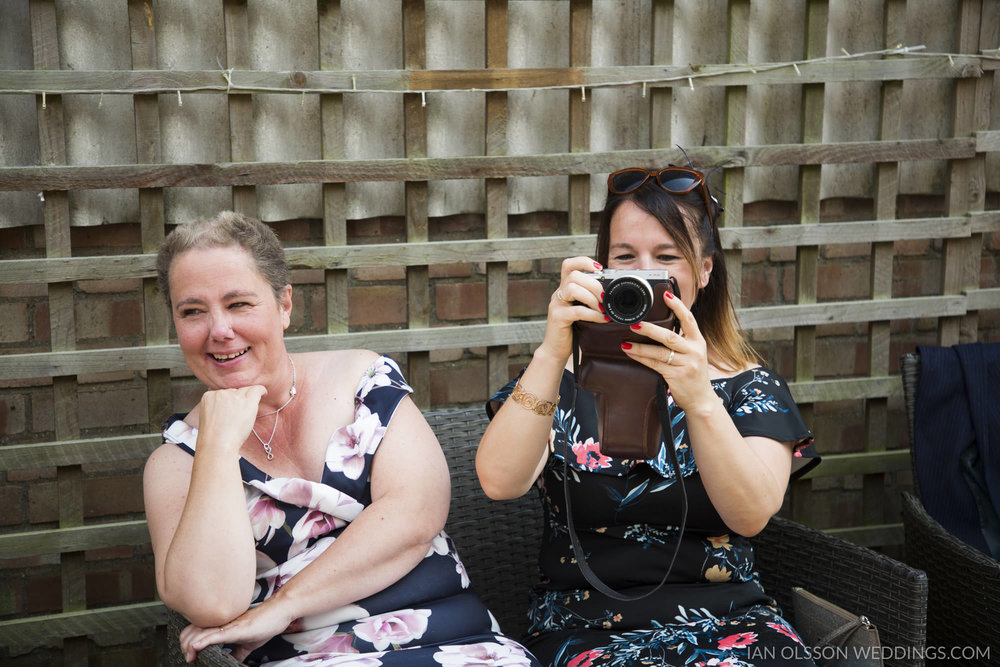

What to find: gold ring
left=666, top=349, right=676, bottom=365
left=556, top=289, right=570, bottom=304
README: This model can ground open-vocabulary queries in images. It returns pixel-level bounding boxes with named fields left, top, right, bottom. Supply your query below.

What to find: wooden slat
left=0, top=138, right=979, bottom=190
left=788, top=376, right=900, bottom=404
left=0, top=294, right=969, bottom=381
left=0, top=56, right=984, bottom=94
left=224, top=0, right=257, bottom=215
left=7, top=213, right=999, bottom=284
left=0, top=602, right=167, bottom=651
left=723, top=0, right=749, bottom=309
left=800, top=449, right=911, bottom=479
left=649, top=0, right=673, bottom=150
left=0, top=521, right=150, bottom=559
left=0, top=434, right=161, bottom=469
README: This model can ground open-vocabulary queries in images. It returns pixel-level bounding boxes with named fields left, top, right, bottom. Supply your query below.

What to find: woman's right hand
left=195, top=385, right=267, bottom=457
left=536, top=256, right=608, bottom=363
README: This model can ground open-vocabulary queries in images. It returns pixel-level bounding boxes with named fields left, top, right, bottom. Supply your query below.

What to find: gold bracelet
left=509, top=381, right=559, bottom=417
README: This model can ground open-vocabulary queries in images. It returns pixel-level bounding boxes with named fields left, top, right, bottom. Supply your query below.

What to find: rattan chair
left=900, top=352, right=1000, bottom=663
left=166, top=406, right=928, bottom=666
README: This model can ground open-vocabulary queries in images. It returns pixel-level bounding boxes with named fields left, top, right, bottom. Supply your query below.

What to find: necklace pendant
left=266, top=452, right=274, bottom=461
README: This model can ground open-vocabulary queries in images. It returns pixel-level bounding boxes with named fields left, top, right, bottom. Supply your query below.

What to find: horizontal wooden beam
left=738, top=294, right=966, bottom=330
left=0, top=56, right=982, bottom=96
left=789, top=376, right=901, bottom=403
left=0, top=521, right=150, bottom=559
left=0, top=434, right=161, bottom=469
left=0, top=293, right=976, bottom=380
left=0, top=139, right=977, bottom=191
left=0, top=602, right=166, bottom=653
left=800, top=449, right=911, bottom=479
left=4, top=211, right=996, bottom=286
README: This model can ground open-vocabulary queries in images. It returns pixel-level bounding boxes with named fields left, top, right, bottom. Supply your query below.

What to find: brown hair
left=156, top=211, right=290, bottom=309
left=596, top=175, right=760, bottom=372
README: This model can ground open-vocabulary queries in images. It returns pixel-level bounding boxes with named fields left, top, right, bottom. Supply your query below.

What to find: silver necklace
left=251, top=356, right=297, bottom=461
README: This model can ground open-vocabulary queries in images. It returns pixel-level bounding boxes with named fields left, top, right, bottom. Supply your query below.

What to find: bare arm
left=144, top=386, right=266, bottom=628
left=622, top=293, right=793, bottom=536
left=179, top=394, right=451, bottom=662
left=476, top=256, right=607, bottom=499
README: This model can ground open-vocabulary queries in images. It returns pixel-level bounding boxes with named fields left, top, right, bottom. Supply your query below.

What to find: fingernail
left=594, top=262, right=602, bottom=269
left=604, top=315, right=611, bottom=322
left=621, top=342, right=633, bottom=350
left=600, top=291, right=605, bottom=300
left=599, top=303, right=605, bottom=313
left=630, top=323, right=641, bottom=330
left=665, top=290, right=674, bottom=299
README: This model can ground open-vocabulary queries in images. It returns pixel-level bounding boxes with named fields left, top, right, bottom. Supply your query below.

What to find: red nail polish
left=621, top=342, right=632, bottom=350
left=665, top=290, right=674, bottom=299
left=594, top=262, right=602, bottom=269
left=604, top=315, right=611, bottom=322
left=600, top=291, right=605, bottom=300
left=630, top=323, right=641, bottom=330
left=599, top=303, right=605, bottom=313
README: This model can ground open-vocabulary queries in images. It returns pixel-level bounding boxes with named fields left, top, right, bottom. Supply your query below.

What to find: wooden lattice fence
left=0, top=0, right=998, bottom=662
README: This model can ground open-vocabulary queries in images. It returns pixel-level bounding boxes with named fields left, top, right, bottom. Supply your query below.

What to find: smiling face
left=607, top=199, right=713, bottom=307
left=168, top=245, right=292, bottom=395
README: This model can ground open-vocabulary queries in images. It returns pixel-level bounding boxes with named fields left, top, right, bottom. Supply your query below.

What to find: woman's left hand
left=178, top=600, right=294, bottom=664
left=620, top=290, right=716, bottom=414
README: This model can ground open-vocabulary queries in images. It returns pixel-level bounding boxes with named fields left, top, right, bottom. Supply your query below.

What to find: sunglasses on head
left=607, top=166, right=715, bottom=226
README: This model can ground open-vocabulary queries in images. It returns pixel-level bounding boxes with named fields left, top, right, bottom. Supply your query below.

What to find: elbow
left=161, top=586, right=250, bottom=628
left=475, top=463, right=530, bottom=501
left=724, top=498, right=782, bottom=538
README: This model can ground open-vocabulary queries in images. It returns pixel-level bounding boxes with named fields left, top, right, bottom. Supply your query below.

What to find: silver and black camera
left=591, top=269, right=676, bottom=325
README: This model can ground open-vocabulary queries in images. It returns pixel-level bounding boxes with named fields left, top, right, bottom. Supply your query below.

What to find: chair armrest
left=754, top=515, right=927, bottom=665
left=902, top=491, right=1000, bottom=661
left=164, top=607, right=244, bottom=667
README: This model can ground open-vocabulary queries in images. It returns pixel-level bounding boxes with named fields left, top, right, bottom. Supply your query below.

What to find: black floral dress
left=163, top=357, right=540, bottom=667
left=487, top=367, right=820, bottom=667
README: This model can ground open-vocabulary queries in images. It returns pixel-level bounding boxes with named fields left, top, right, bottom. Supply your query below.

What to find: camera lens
left=603, top=275, right=654, bottom=325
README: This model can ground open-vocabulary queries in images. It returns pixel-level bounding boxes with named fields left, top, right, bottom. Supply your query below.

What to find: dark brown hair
left=596, top=177, right=759, bottom=371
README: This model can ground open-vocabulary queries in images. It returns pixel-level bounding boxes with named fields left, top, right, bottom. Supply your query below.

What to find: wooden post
left=486, top=0, right=510, bottom=395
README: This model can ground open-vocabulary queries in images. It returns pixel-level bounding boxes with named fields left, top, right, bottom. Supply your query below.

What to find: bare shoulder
left=143, top=441, right=193, bottom=482
left=293, top=349, right=384, bottom=391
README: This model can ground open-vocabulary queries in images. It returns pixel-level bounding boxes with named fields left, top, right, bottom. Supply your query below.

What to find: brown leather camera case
left=573, top=283, right=678, bottom=459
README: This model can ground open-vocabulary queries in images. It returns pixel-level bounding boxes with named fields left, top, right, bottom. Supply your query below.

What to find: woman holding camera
left=144, top=211, right=539, bottom=665
left=476, top=166, right=819, bottom=666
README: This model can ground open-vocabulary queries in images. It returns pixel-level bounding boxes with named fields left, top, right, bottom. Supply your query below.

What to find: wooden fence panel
left=0, top=0, right=997, bottom=661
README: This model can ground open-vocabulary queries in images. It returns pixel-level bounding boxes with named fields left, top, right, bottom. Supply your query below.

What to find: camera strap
left=564, top=332, right=689, bottom=602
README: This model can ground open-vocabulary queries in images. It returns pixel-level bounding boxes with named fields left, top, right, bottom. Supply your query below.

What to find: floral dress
left=487, top=367, right=821, bottom=667
left=163, top=356, right=540, bottom=667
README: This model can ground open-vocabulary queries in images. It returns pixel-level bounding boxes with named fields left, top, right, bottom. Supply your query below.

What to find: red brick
left=767, top=245, right=796, bottom=263
left=429, top=364, right=488, bottom=406
left=26, top=574, right=61, bottom=613
left=32, top=301, right=50, bottom=344
left=349, top=285, right=407, bottom=326
left=509, top=279, right=555, bottom=318
left=0, top=302, right=29, bottom=344
left=85, top=475, right=144, bottom=518
left=354, top=265, right=406, bottom=281
left=817, top=262, right=870, bottom=300
left=894, top=238, right=931, bottom=256
left=74, top=298, right=143, bottom=340
left=71, top=224, right=141, bottom=248
left=740, top=266, right=779, bottom=304
left=429, top=263, right=474, bottom=279
left=31, top=390, right=53, bottom=434
left=741, top=248, right=768, bottom=264
left=0, top=486, right=25, bottom=526
left=77, top=278, right=141, bottom=294
left=290, top=268, right=324, bottom=284
left=0, top=394, right=26, bottom=436
left=435, top=282, right=486, bottom=321
left=78, top=385, right=148, bottom=429
left=893, top=258, right=939, bottom=297
left=824, top=242, right=872, bottom=259
left=0, top=283, right=47, bottom=298
left=28, top=481, right=57, bottom=524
